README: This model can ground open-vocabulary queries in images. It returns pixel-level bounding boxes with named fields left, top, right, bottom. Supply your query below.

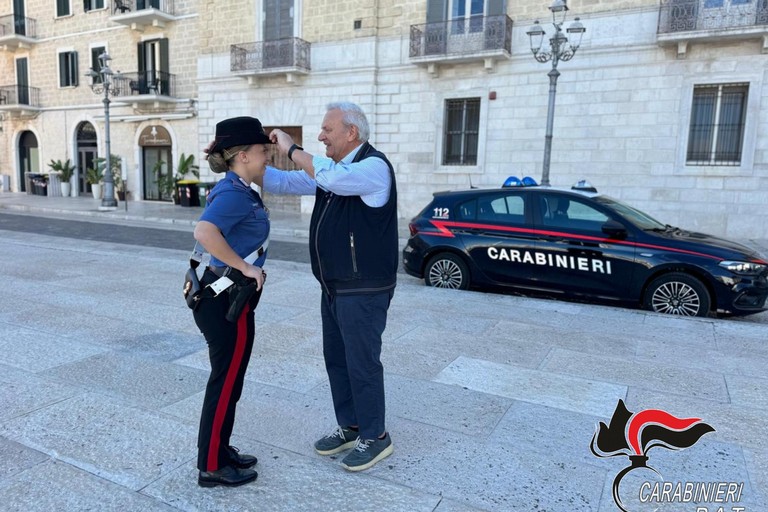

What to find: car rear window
left=476, top=194, right=526, bottom=225
left=458, top=199, right=477, bottom=220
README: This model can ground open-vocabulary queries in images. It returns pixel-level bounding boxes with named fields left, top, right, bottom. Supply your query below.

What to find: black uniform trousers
left=320, top=289, right=394, bottom=440
left=193, top=269, right=262, bottom=472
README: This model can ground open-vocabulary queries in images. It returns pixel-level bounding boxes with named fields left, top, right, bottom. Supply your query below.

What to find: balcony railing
left=112, top=70, right=176, bottom=98
left=409, top=15, right=513, bottom=61
left=231, top=37, right=311, bottom=75
left=0, top=84, right=40, bottom=107
left=0, top=14, right=36, bottom=37
left=110, top=0, right=175, bottom=30
left=658, top=0, right=768, bottom=34
left=0, top=14, right=38, bottom=51
left=112, top=0, right=173, bottom=15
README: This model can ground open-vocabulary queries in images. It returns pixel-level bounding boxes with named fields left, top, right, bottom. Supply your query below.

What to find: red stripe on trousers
left=207, top=303, right=251, bottom=471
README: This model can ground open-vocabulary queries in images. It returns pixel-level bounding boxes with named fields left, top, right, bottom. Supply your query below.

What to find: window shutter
left=72, top=51, right=79, bottom=87
left=487, top=0, right=505, bottom=16
left=137, top=42, right=146, bottom=73
left=159, top=38, right=169, bottom=73
left=59, top=53, right=66, bottom=86
left=159, top=38, right=169, bottom=94
left=264, top=0, right=279, bottom=40
left=426, top=0, right=447, bottom=23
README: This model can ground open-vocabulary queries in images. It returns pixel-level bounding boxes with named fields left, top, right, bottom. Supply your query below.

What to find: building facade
left=0, top=0, right=199, bottom=202
left=2, top=0, right=767, bottom=238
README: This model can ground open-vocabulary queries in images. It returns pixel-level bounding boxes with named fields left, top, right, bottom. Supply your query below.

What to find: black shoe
left=226, top=445, right=258, bottom=469
left=198, top=465, right=258, bottom=488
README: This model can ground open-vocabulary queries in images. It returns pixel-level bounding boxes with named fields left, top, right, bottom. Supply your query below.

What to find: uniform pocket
left=349, top=232, right=359, bottom=274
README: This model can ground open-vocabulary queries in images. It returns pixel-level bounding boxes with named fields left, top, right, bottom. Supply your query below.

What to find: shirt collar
left=341, top=143, right=365, bottom=165
left=225, top=170, right=251, bottom=189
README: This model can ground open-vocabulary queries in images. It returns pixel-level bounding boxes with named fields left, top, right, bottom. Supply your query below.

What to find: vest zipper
left=315, top=193, right=333, bottom=295
left=349, top=232, right=358, bottom=274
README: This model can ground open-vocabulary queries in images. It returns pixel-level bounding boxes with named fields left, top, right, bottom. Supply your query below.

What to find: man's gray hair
left=327, top=102, right=370, bottom=142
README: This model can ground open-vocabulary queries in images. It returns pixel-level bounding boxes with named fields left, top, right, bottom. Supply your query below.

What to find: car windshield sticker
left=487, top=247, right=613, bottom=274
left=432, top=207, right=450, bottom=219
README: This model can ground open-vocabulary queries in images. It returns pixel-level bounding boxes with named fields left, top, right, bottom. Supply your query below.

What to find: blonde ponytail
left=206, top=144, right=251, bottom=173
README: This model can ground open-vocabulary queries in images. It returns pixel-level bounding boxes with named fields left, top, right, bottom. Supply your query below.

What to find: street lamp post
left=86, top=52, right=119, bottom=209
left=527, top=0, right=585, bottom=187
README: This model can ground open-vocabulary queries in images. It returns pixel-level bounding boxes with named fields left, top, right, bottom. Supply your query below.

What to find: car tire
left=642, top=272, right=711, bottom=317
left=424, top=253, right=470, bottom=290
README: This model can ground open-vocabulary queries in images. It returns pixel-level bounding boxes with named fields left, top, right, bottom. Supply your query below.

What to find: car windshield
left=593, top=196, right=667, bottom=230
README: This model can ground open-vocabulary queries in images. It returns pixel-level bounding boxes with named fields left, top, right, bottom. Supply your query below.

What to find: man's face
left=318, top=109, right=357, bottom=163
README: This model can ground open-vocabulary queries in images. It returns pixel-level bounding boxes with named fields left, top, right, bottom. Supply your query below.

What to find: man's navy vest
left=308, top=142, right=398, bottom=295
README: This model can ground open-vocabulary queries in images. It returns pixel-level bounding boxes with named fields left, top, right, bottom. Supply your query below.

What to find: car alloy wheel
left=644, top=272, right=710, bottom=317
left=425, top=253, right=469, bottom=290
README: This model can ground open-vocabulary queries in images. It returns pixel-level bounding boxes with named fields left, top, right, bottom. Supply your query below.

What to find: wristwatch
left=288, top=143, right=303, bottom=162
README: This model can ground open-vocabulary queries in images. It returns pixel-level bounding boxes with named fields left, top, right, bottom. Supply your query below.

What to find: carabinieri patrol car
left=402, top=178, right=768, bottom=317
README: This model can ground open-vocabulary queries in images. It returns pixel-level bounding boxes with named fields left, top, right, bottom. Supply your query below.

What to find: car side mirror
left=602, top=219, right=627, bottom=239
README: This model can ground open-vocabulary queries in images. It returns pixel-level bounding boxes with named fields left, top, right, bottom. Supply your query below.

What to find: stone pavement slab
left=0, top=227, right=766, bottom=510
left=0, top=460, right=180, bottom=512
left=434, top=356, right=627, bottom=418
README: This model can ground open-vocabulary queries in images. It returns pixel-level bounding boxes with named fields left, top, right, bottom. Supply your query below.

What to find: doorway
left=140, top=125, right=173, bottom=200
left=17, top=130, right=39, bottom=193
left=261, top=125, right=302, bottom=210
left=76, top=121, right=98, bottom=196
left=143, top=146, right=172, bottom=200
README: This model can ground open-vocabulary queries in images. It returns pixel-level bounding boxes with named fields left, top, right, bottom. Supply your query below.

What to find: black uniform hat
left=210, top=116, right=272, bottom=154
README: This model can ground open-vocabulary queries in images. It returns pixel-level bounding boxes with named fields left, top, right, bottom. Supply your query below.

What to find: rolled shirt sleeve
left=313, top=152, right=391, bottom=208
left=262, top=165, right=317, bottom=195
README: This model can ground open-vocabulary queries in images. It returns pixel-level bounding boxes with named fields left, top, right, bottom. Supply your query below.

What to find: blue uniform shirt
left=199, top=171, right=270, bottom=268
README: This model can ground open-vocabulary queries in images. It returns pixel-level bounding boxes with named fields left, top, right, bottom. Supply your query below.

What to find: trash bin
left=198, top=182, right=215, bottom=209
left=177, top=180, right=200, bottom=207
left=28, top=174, right=47, bottom=196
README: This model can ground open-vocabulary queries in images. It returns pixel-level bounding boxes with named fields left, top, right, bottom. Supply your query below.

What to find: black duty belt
left=207, top=243, right=268, bottom=278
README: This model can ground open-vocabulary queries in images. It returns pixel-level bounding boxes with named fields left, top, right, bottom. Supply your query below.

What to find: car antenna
left=469, top=174, right=477, bottom=189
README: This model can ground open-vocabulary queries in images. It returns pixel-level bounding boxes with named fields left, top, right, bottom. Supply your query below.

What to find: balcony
left=109, top=0, right=176, bottom=31
left=0, top=85, right=41, bottom=117
left=0, top=15, right=37, bottom=52
left=112, top=70, right=177, bottom=107
left=230, top=37, right=311, bottom=85
left=658, top=0, right=768, bottom=57
left=409, top=15, right=513, bottom=74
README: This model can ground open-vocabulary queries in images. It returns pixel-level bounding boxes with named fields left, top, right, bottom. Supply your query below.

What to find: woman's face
left=245, top=144, right=269, bottom=176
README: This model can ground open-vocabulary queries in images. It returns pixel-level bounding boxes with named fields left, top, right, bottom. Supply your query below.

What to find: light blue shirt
left=262, top=143, right=391, bottom=207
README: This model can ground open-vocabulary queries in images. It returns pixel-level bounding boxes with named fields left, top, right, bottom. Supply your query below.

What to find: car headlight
left=719, top=260, right=768, bottom=275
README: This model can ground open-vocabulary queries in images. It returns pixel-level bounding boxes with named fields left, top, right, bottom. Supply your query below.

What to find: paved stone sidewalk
left=0, top=225, right=766, bottom=511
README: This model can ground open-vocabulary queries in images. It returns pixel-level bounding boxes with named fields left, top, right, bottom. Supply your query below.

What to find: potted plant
left=48, top=158, right=76, bottom=197
left=174, top=153, right=201, bottom=206
left=95, top=154, right=123, bottom=200
left=85, top=166, right=103, bottom=199
left=175, top=153, right=200, bottom=181
left=152, top=160, right=176, bottom=202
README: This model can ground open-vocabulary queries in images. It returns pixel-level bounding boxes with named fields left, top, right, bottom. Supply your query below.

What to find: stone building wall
left=197, top=2, right=768, bottom=238
left=0, top=0, right=201, bottom=197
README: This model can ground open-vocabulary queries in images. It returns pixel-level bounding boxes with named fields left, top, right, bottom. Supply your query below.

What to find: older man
left=264, top=102, right=397, bottom=471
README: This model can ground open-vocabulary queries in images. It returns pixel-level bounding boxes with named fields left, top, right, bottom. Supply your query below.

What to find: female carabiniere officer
left=192, top=116, right=271, bottom=488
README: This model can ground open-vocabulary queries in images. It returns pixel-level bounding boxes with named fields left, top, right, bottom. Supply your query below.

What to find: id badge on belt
left=208, top=276, right=234, bottom=296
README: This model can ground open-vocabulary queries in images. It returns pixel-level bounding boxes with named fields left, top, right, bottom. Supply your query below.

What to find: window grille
left=443, top=98, right=480, bottom=165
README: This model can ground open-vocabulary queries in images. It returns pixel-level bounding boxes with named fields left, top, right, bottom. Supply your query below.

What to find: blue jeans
left=320, top=290, right=394, bottom=440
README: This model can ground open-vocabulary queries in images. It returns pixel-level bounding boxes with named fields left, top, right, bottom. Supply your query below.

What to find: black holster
left=224, top=268, right=259, bottom=322
left=184, top=266, right=204, bottom=310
